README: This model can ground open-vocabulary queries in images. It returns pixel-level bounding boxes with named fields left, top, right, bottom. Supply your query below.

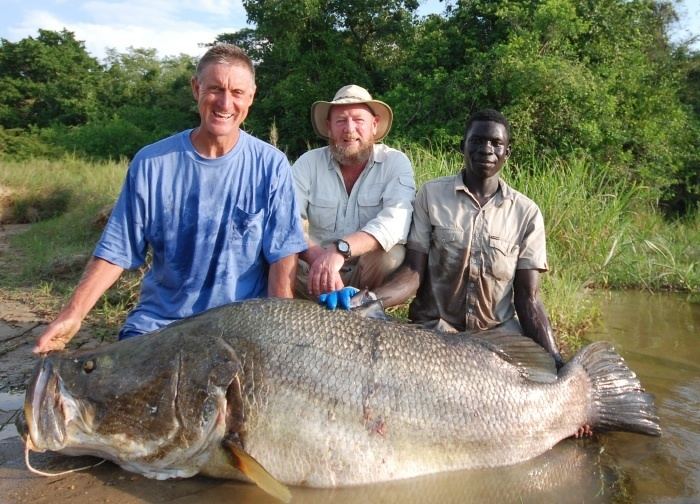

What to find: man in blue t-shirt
left=34, top=44, right=307, bottom=353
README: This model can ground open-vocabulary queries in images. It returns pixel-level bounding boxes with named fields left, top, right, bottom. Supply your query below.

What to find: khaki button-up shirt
left=292, top=144, right=416, bottom=250
left=407, top=173, right=548, bottom=332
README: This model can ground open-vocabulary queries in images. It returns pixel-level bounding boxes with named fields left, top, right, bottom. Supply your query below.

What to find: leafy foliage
left=0, top=29, right=101, bottom=128
left=0, top=1, right=698, bottom=214
left=217, top=0, right=698, bottom=212
left=215, top=0, right=420, bottom=152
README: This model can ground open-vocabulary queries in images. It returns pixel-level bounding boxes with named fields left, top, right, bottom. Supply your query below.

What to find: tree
left=217, top=0, right=420, bottom=155
left=0, top=29, right=101, bottom=128
left=60, top=48, right=198, bottom=159
left=384, top=0, right=696, bottom=204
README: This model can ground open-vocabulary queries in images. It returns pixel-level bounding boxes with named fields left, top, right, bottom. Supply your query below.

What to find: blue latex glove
left=318, top=287, right=360, bottom=310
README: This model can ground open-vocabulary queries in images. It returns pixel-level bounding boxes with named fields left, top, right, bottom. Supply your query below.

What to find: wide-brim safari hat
left=311, top=84, right=393, bottom=141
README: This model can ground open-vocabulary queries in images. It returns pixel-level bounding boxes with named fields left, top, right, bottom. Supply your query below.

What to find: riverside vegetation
left=1, top=0, right=699, bottom=353
left=0, top=149, right=697, bottom=354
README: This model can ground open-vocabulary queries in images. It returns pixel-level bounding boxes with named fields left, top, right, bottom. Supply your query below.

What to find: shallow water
left=585, top=291, right=700, bottom=503
left=0, top=392, right=23, bottom=441
left=0, top=291, right=697, bottom=503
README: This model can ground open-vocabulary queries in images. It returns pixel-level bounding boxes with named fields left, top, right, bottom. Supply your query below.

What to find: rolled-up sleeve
left=406, top=183, right=431, bottom=254
left=516, top=204, right=548, bottom=272
left=361, top=151, right=416, bottom=251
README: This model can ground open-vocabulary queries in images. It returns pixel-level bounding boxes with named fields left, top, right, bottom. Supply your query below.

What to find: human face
left=327, top=104, right=378, bottom=166
left=191, top=62, right=255, bottom=156
left=463, top=121, right=511, bottom=181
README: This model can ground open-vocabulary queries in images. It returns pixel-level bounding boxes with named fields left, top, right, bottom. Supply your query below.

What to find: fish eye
left=82, top=360, right=96, bottom=373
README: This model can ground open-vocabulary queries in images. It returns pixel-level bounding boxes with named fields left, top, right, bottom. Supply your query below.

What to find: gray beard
left=329, top=140, right=373, bottom=166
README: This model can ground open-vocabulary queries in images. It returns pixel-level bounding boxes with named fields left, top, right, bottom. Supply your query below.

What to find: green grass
left=0, top=156, right=126, bottom=284
left=1, top=147, right=698, bottom=353
left=0, top=156, right=134, bottom=334
left=602, top=209, right=699, bottom=292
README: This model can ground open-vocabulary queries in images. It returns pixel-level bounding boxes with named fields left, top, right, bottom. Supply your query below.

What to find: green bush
left=0, top=126, right=61, bottom=160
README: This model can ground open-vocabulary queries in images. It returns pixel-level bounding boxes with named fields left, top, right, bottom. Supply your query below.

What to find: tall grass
left=0, top=156, right=136, bottom=336
left=398, top=140, right=461, bottom=186
left=505, top=155, right=642, bottom=346
left=0, top=156, right=127, bottom=284
left=604, top=209, right=699, bottom=293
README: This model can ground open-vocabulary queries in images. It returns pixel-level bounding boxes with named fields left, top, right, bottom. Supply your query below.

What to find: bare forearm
left=373, top=249, right=426, bottom=307
left=34, top=256, right=123, bottom=353
left=66, top=257, right=125, bottom=317
left=373, top=266, right=420, bottom=307
left=302, top=231, right=381, bottom=264
left=268, top=255, right=297, bottom=298
left=513, top=269, right=562, bottom=364
left=515, top=295, right=559, bottom=355
left=342, top=231, right=381, bottom=257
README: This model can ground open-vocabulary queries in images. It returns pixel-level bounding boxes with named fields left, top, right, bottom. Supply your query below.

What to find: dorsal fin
left=351, top=300, right=391, bottom=321
left=470, top=329, right=558, bottom=383
left=223, top=439, right=292, bottom=503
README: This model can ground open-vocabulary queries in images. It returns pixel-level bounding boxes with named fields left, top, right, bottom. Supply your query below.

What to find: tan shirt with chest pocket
left=407, top=173, right=548, bottom=332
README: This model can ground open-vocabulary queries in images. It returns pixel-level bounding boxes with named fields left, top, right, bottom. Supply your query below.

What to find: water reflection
left=0, top=392, right=23, bottom=441
left=247, top=441, right=622, bottom=504
left=4, top=440, right=628, bottom=504
left=587, top=291, right=700, bottom=503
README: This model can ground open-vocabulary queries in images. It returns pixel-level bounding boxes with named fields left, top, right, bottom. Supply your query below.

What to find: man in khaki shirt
left=373, top=109, right=564, bottom=368
left=293, top=85, right=416, bottom=303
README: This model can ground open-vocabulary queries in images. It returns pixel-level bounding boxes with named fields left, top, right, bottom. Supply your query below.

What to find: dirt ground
left=0, top=224, right=103, bottom=393
left=0, top=224, right=282, bottom=504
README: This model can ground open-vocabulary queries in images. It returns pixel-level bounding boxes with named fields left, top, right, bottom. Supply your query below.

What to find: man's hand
left=319, top=287, right=360, bottom=310
left=573, top=424, right=593, bottom=438
left=33, top=314, right=82, bottom=354
left=307, top=248, right=346, bottom=297
left=31, top=256, right=123, bottom=355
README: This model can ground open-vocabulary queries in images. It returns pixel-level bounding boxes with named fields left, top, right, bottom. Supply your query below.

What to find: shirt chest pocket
left=431, top=227, right=464, bottom=265
left=231, top=207, right=263, bottom=250
left=485, top=236, right=519, bottom=281
left=357, top=190, right=382, bottom=227
left=432, top=227, right=462, bottom=244
left=308, top=196, right=337, bottom=232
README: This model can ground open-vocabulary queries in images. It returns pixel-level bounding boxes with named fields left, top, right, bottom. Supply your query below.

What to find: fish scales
left=189, top=300, right=594, bottom=483
left=19, top=298, right=660, bottom=491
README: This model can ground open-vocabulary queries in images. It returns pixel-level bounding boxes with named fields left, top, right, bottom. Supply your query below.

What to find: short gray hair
left=196, top=44, right=255, bottom=81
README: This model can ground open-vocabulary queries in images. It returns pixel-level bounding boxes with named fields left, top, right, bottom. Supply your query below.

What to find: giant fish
left=18, top=298, right=660, bottom=502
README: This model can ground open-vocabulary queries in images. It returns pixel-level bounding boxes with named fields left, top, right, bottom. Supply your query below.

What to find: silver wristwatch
left=334, top=239, right=351, bottom=259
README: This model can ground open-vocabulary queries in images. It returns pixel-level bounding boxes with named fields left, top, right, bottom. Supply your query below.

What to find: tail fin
left=572, top=341, right=661, bottom=436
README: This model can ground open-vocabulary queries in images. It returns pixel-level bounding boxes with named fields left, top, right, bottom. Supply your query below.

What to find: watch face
left=336, top=240, right=350, bottom=255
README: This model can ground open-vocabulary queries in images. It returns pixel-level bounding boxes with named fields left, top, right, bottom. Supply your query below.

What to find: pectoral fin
left=223, top=438, right=292, bottom=503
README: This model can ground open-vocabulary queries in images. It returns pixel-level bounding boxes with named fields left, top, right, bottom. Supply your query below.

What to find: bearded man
left=292, top=85, right=416, bottom=305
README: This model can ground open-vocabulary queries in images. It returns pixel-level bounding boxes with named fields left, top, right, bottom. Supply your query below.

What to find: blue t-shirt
left=94, top=129, right=307, bottom=338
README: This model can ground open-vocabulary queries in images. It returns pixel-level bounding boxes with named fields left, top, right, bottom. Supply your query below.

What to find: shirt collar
left=453, top=172, right=515, bottom=206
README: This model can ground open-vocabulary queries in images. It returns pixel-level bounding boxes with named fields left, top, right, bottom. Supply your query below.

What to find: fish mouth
left=24, top=357, right=67, bottom=452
